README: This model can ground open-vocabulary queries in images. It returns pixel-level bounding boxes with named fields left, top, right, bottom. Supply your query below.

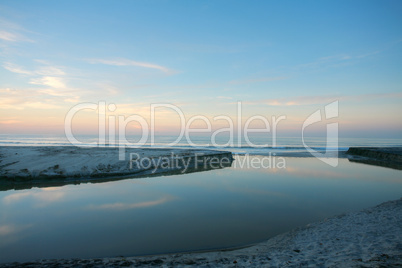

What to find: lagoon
left=0, top=156, right=401, bottom=263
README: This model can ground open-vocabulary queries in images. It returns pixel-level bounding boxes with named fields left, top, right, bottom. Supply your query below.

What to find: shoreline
left=0, top=146, right=233, bottom=191
left=0, top=145, right=341, bottom=191
left=347, top=147, right=402, bottom=170
left=2, top=146, right=401, bottom=190
left=1, top=198, right=400, bottom=267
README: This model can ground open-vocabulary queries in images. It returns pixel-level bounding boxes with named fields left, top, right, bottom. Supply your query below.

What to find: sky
left=0, top=0, right=401, bottom=139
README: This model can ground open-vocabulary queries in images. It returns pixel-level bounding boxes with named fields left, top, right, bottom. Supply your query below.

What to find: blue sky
left=0, top=1, right=401, bottom=138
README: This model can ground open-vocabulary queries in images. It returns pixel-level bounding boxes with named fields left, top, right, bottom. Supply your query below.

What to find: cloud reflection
left=85, top=196, right=175, bottom=211
left=3, top=188, right=65, bottom=207
left=0, top=224, right=33, bottom=246
left=0, top=224, right=31, bottom=236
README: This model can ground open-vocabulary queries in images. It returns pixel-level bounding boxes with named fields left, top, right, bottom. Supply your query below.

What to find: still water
left=0, top=156, right=401, bottom=263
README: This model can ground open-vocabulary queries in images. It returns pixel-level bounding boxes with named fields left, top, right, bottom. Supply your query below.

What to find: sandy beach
left=0, top=146, right=233, bottom=190
left=0, top=198, right=400, bottom=267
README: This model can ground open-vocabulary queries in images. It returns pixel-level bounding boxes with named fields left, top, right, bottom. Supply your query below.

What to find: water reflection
left=85, top=196, right=176, bottom=211
left=3, top=188, right=65, bottom=207
left=347, top=157, right=402, bottom=170
left=0, top=156, right=401, bottom=263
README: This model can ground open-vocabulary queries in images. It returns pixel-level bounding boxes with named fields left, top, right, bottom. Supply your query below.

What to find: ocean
left=1, top=134, right=401, bottom=156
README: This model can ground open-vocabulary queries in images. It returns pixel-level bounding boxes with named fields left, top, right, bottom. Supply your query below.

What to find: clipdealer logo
left=64, top=101, right=339, bottom=167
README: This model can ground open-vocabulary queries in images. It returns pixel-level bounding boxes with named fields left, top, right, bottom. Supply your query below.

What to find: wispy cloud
left=4, top=61, right=66, bottom=90
left=3, top=62, right=32, bottom=75
left=356, top=51, right=381, bottom=59
left=0, top=17, right=35, bottom=43
left=87, top=58, right=175, bottom=74
left=318, top=54, right=352, bottom=61
left=3, top=62, right=65, bottom=76
left=297, top=50, right=382, bottom=72
left=0, top=60, right=79, bottom=101
left=30, top=76, right=66, bottom=89
left=0, top=30, right=19, bottom=41
left=0, top=30, right=33, bottom=43
left=216, top=96, right=233, bottom=100
left=243, top=92, right=402, bottom=106
left=2, top=60, right=117, bottom=106
left=23, top=102, right=61, bottom=109
left=143, top=90, right=182, bottom=99
left=35, top=66, right=66, bottom=76
left=0, top=119, right=22, bottom=124
left=0, top=99, right=62, bottom=110
left=0, top=87, right=67, bottom=110
left=230, top=76, right=288, bottom=85
left=297, top=54, right=352, bottom=70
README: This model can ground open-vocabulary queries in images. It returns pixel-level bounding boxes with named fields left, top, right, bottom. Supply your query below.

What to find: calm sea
left=1, top=134, right=402, bottom=156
